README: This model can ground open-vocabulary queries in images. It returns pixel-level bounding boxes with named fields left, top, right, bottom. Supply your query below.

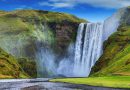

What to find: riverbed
left=0, top=79, right=128, bottom=90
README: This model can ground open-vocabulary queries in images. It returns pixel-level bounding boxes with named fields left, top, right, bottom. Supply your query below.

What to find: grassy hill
left=91, top=7, right=130, bottom=76
left=0, top=10, right=86, bottom=23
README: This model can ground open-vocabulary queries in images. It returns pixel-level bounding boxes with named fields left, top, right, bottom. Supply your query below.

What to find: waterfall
left=35, top=24, right=56, bottom=77
left=36, top=46, right=56, bottom=77
left=72, top=8, right=126, bottom=77
left=73, top=23, right=103, bottom=77
left=36, top=7, right=126, bottom=77
left=57, top=44, right=75, bottom=77
left=103, top=8, right=126, bottom=41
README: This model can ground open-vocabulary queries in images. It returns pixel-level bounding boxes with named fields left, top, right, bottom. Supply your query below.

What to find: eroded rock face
left=48, top=21, right=79, bottom=54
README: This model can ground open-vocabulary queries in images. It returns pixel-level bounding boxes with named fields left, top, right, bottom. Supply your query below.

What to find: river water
left=0, top=79, right=128, bottom=90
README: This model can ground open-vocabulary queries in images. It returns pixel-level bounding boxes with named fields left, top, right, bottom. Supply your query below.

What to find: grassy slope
left=0, top=48, right=29, bottom=79
left=91, top=7, right=130, bottom=76
left=51, top=76, right=130, bottom=88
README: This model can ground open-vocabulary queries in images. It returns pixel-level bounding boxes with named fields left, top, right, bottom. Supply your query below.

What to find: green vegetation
left=91, top=7, right=130, bottom=76
left=17, top=58, right=37, bottom=78
left=91, top=25, right=130, bottom=76
left=0, top=48, right=29, bottom=79
left=0, top=10, right=86, bottom=24
left=51, top=76, right=130, bottom=88
left=10, top=10, right=86, bottom=23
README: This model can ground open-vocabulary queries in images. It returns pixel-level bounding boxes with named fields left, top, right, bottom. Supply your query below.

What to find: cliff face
left=48, top=21, right=79, bottom=54
left=91, top=7, right=130, bottom=76
left=0, top=10, right=86, bottom=77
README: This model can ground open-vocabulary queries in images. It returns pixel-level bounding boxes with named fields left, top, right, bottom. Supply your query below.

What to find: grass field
left=50, top=76, right=130, bottom=88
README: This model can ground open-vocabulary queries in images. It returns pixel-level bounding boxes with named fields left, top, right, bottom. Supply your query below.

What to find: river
left=0, top=79, right=128, bottom=90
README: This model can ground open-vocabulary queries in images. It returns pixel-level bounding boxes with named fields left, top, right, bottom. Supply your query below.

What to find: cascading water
left=57, top=44, right=75, bottom=77
left=34, top=23, right=56, bottom=77
left=72, top=8, right=126, bottom=77
left=103, top=8, right=126, bottom=41
left=73, top=23, right=103, bottom=77
left=36, top=46, right=56, bottom=77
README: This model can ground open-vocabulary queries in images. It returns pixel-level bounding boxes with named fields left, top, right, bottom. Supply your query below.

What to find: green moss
left=17, top=58, right=37, bottom=78
left=0, top=48, right=29, bottom=79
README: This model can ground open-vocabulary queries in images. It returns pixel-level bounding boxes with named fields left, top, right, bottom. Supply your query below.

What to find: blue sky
left=0, top=0, right=130, bottom=22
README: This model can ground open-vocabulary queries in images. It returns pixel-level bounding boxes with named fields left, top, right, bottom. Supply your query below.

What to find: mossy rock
left=17, top=58, right=37, bottom=78
left=0, top=48, right=29, bottom=79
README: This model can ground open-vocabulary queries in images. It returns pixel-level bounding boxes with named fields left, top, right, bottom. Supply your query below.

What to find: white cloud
left=39, top=2, right=75, bottom=8
left=78, top=0, right=130, bottom=9
left=39, top=0, right=130, bottom=9
left=15, top=5, right=33, bottom=10
left=39, top=0, right=75, bottom=8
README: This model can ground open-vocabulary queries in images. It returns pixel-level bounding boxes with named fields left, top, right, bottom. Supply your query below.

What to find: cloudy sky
left=1, top=0, right=130, bottom=22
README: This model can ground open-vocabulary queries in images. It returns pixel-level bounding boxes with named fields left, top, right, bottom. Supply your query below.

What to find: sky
left=0, top=0, right=130, bottom=22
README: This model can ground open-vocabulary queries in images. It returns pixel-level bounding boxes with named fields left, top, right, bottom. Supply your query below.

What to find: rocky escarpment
left=0, top=10, right=86, bottom=78
left=91, top=7, right=130, bottom=76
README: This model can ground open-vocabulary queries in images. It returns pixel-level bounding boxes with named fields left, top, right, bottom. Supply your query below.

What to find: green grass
left=5, top=10, right=86, bottom=23
left=91, top=24, right=130, bottom=76
left=50, top=76, right=130, bottom=88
